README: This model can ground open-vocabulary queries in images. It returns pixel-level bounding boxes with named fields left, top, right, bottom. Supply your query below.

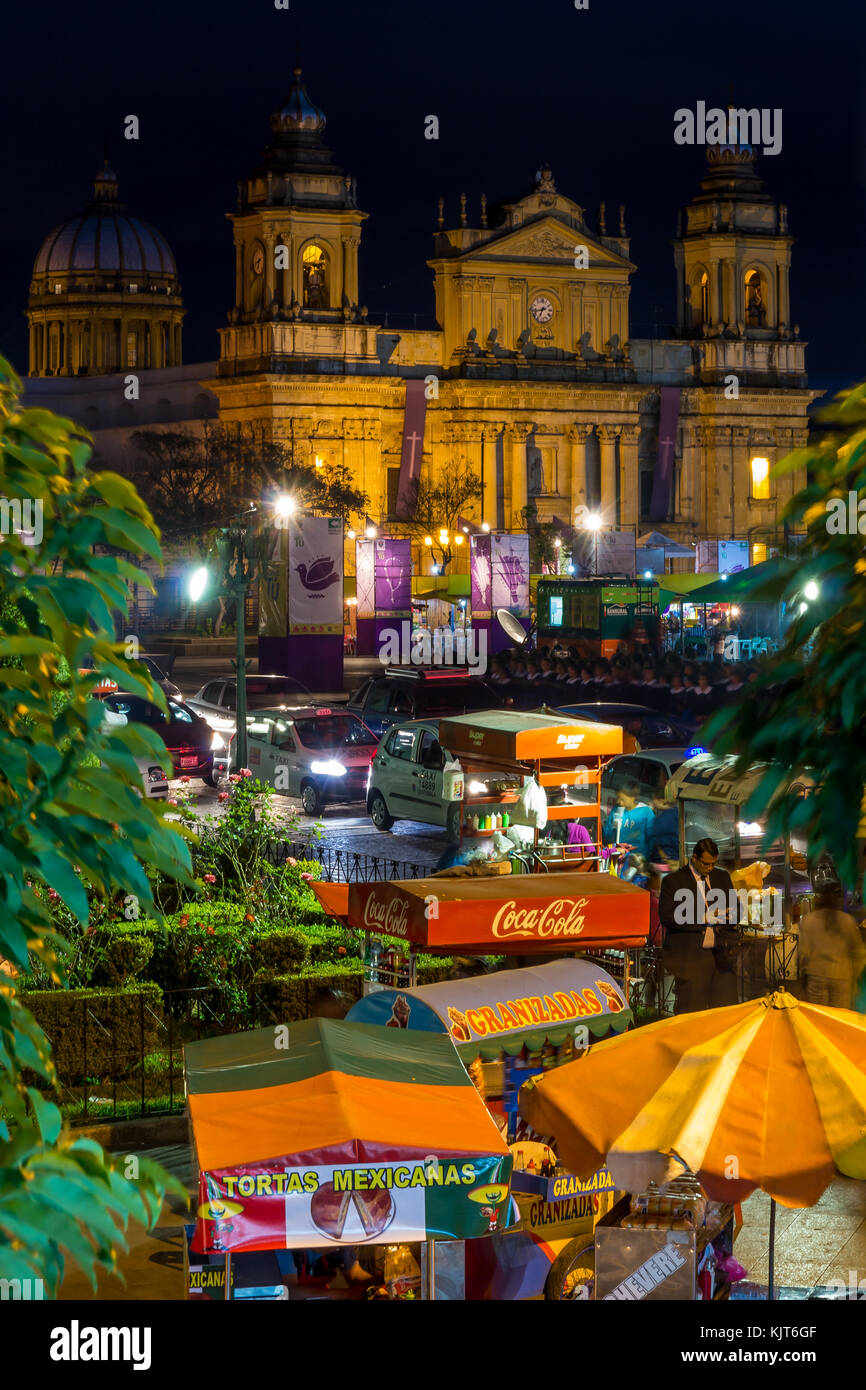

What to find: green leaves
left=704, top=382, right=866, bottom=889
left=0, top=354, right=193, bottom=1294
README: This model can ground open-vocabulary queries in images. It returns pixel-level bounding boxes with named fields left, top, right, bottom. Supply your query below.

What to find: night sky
left=2, top=0, right=863, bottom=398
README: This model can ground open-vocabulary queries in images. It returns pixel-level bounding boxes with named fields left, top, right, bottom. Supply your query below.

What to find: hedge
left=255, top=965, right=365, bottom=1021
left=21, top=984, right=164, bottom=1079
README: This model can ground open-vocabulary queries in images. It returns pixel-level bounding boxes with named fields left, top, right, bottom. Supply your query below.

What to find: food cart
left=664, top=753, right=813, bottom=996
left=183, top=1016, right=513, bottom=1300
left=347, top=958, right=633, bottom=1298
left=437, top=710, right=623, bottom=865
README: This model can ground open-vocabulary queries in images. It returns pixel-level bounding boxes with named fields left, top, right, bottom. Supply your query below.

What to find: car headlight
left=211, top=732, right=226, bottom=751
left=310, top=760, right=346, bottom=776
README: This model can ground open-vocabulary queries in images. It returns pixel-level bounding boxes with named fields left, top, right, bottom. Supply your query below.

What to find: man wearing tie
left=658, top=837, right=740, bottom=1014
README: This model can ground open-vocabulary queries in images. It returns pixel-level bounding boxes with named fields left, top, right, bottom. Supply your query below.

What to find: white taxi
left=227, top=705, right=378, bottom=816
left=366, top=719, right=466, bottom=840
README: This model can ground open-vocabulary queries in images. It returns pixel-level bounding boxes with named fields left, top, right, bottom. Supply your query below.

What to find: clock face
left=252, top=246, right=264, bottom=275
left=530, top=295, right=554, bottom=324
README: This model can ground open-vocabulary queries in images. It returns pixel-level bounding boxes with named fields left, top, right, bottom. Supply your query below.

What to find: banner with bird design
left=288, top=515, right=344, bottom=634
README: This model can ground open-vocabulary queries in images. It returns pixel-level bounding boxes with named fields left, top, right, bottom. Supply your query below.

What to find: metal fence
left=268, top=837, right=435, bottom=884
left=44, top=985, right=284, bottom=1126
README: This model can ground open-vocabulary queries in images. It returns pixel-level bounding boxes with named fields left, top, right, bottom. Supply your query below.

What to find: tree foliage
left=128, top=425, right=369, bottom=549
left=398, top=461, right=483, bottom=570
left=0, top=357, right=190, bottom=1292
left=704, top=383, right=866, bottom=887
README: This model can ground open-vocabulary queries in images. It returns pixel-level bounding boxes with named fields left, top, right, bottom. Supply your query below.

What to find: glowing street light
left=481, top=521, right=491, bottom=533
left=346, top=528, right=356, bottom=540
left=274, top=494, right=297, bottom=521
left=454, top=533, right=464, bottom=546
left=804, top=580, right=819, bottom=601
left=423, top=535, right=433, bottom=546
left=365, top=525, right=377, bottom=539
left=188, top=566, right=209, bottom=602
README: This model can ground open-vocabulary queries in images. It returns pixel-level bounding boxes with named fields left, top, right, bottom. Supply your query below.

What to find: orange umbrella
left=520, top=991, right=866, bottom=1210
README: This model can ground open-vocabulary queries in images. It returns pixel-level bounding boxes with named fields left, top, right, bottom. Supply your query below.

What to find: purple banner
left=491, top=533, right=530, bottom=617
left=355, top=539, right=375, bottom=619
left=650, top=387, right=681, bottom=522
left=374, top=538, right=412, bottom=614
left=394, top=380, right=428, bottom=518
left=470, top=534, right=492, bottom=618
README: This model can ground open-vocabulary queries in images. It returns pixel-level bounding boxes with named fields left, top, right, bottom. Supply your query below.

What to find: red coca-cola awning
left=347, top=872, right=648, bottom=953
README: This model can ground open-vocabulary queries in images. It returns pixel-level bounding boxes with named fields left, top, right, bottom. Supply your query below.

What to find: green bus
left=536, top=576, right=660, bottom=659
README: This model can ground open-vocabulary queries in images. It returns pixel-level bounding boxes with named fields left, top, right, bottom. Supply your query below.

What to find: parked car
left=138, top=654, right=183, bottom=702
left=347, top=669, right=504, bottom=740
left=100, top=704, right=170, bottom=799
left=78, top=652, right=182, bottom=701
left=551, top=702, right=696, bottom=750
left=366, top=718, right=465, bottom=839
left=186, top=673, right=311, bottom=737
left=100, top=692, right=219, bottom=783
left=227, top=706, right=378, bottom=815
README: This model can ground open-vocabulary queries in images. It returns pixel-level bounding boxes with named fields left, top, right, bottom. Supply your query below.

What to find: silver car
left=186, top=673, right=312, bottom=740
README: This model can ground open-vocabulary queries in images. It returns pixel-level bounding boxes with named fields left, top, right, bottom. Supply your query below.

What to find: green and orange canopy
left=186, top=1018, right=512, bottom=1252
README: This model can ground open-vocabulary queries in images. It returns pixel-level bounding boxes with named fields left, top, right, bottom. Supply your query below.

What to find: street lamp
left=579, top=510, right=603, bottom=576
left=365, top=524, right=377, bottom=539
left=188, top=566, right=208, bottom=603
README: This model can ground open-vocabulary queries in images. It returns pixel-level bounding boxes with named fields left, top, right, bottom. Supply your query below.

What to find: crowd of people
left=488, top=645, right=759, bottom=721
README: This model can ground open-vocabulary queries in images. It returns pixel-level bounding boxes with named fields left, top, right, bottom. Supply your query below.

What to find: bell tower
left=227, top=69, right=366, bottom=328
left=674, top=143, right=796, bottom=340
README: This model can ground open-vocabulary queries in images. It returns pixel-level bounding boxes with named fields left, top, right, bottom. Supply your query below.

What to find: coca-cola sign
left=362, top=892, right=411, bottom=938
left=491, top=898, right=590, bottom=941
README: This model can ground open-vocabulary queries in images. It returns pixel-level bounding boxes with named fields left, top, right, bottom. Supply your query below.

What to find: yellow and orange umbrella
left=520, top=991, right=866, bottom=1210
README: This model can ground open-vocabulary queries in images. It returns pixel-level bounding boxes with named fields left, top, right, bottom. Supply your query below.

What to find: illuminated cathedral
left=24, top=70, right=815, bottom=554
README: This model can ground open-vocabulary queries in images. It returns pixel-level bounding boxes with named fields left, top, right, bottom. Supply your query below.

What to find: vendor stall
left=347, top=958, right=632, bottom=1300
left=664, top=753, right=812, bottom=996
left=437, top=709, right=623, bottom=864
left=348, top=870, right=648, bottom=956
left=184, top=1017, right=513, bottom=1300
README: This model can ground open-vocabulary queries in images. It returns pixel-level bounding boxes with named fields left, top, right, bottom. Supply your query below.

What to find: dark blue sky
left=2, top=0, right=862, bottom=397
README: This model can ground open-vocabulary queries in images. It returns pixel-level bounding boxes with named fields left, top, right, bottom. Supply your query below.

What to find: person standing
left=798, top=889, right=866, bottom=1008
left=658, top=838, right=740, bottom=1013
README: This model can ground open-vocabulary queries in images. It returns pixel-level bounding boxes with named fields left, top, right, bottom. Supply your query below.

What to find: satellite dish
left=496, top=608, right=528, bottom=646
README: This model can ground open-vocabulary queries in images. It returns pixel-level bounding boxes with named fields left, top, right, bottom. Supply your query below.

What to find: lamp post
left=188, top=496, right=295, bottom=776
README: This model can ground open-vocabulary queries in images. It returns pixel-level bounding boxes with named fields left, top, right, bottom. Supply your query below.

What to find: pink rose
left=285, top=856, right=297, bottom=868
left=218, top=791, right=229, bottom=802
left=300, top=872, right=313, bottom=882
left=204, top=873, right=217, bottom=884
left=240, top=768, right=253, bottom=778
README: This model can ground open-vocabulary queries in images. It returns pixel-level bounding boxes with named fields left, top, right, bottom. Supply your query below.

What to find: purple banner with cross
left=394, top=379, right=428, bottom=518
left=375, top=538, right=412, bottom=614
left=650, top=386, right=681, bottom=522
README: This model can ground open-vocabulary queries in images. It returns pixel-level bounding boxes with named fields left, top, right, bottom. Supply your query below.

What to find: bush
left=91, top=934, right=154, bottom=988
left=250, top=928, right=309, bottom=976
left=21, top=985, right=164, bottom=1081
left=255, top=964, right=365, bottom=1022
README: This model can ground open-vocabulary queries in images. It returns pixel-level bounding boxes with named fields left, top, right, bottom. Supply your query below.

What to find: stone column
left=235, top=242, right=244, bottom=310
left=598, top=424, right=620, bottom=526
left=619, top=424, right=640, bottom=530
left=507, top=423, right=530, bottom=528
left=481, top=424, right=499, bottom=527
left=264, top=231, right=276, bottom=312
left=568, top=423, right=591, bottom=522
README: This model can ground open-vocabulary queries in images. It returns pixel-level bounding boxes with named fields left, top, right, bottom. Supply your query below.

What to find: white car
left=366, top=719, right=465, bottom=840
left=186, top=673, right=311, bottom=738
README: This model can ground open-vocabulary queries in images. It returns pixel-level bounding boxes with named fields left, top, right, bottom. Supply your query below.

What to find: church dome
left=270, top=68, right=326, bottom=134
left=33, top=163, right=177, bottom=279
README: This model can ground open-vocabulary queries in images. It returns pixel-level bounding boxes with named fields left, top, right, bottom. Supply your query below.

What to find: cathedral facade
left=25, top=70, right=816, bottom=560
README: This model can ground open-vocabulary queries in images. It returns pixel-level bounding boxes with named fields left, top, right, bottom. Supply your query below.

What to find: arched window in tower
left=745, top=269, right=767, bottom=327
left=302, top=244, right=329, bottom=309
left=700, top=272, right=710, bottom=325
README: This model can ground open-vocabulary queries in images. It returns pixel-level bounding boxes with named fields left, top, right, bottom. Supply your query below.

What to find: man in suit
left=658, top=837, right=741, bottom=1013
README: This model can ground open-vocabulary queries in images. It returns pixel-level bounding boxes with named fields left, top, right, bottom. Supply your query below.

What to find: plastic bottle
left=501, top=811, right=510, bottom=829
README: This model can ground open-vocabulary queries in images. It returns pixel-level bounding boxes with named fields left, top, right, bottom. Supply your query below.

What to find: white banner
left=288, top=516, right=343, bottom=634
left=596, top=531, right=636, bottom=577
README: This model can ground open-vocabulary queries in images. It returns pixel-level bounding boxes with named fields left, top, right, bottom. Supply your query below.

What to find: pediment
left=467, top=217, right=634, bottom=270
